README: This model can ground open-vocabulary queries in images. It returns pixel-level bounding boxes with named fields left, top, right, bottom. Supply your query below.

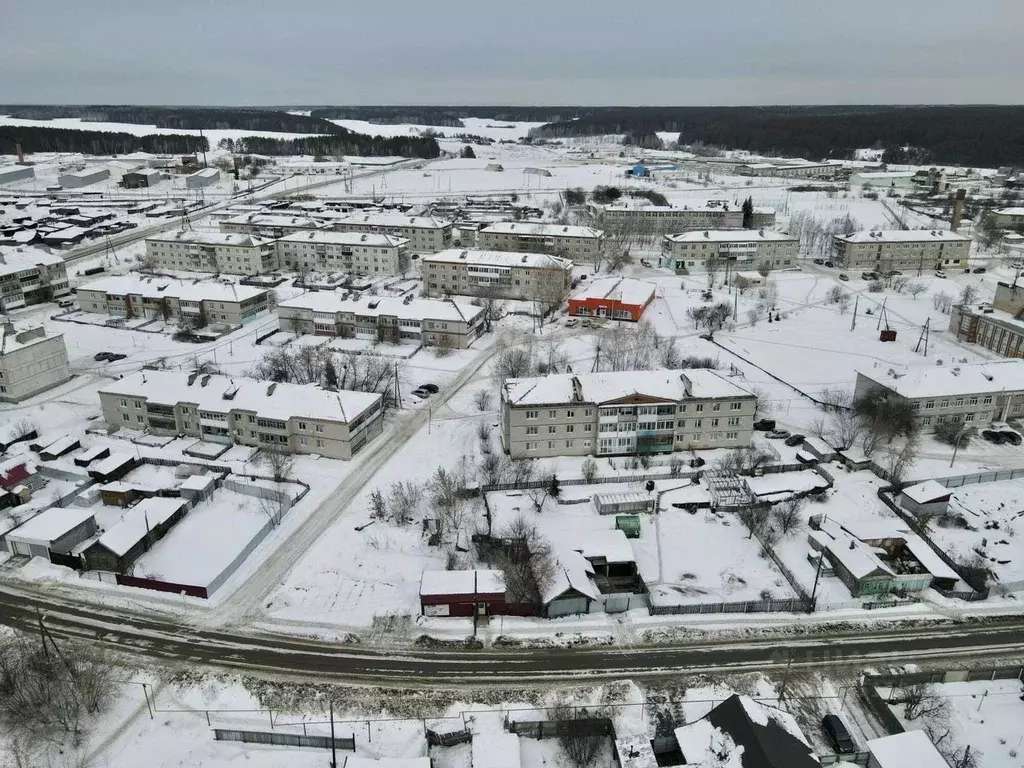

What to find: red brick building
left=568, top=277, right=657, bottom=322
left=419, top=569, right=506, bottom=617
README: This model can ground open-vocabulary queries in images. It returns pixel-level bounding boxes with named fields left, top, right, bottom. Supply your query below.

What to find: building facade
left=145, top=231, right=279, bottom=275
left=950, top=281, right=1024, bottom=358
left=327, top=213, right=453, bottom=253
left=276, top=231, right=411, bottom=275
left=501, top=370, right=756, bottom=459
left=0, top=324, right=71, bottom=403
left=661, top=230, right=798, bottom=274
left=567, top=277, right=656, bottom=322
left=220, top=213, right=327, bottom=239
left=0, top=251, right=70, bottom=311
left=278, top=293, right=484, bottom=348
left=76, top=275, right=270, bottom=326
left=59, top=167, right=110, bottom=188
left=991, top=207, right=1024, bottom=230
left=477, top=222, right=605, bottom=261
left=421, top=249, right=572, bottom=304
left=833, top=230, right=971, bottom=272
left=598, top=204, right=744, bottom=233
left=738, top=162, right=839, bottom=179
left=99, top=371, right=384, bottom=460
left=185, top=168, right=220, bottom=188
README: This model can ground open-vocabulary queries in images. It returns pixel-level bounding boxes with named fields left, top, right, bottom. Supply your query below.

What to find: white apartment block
left=0, top=250, right=71, bottom=311
left=0, top=323, right=71, bottom=403
left=853, top=361, right=1024, bottom=431
left=598, top=204, right=744, bottom=233
left=833, top=230, right=971, bottom=272
left=501, top=370, right=756, bottom=459
left=145, top=231, right=279, bottom=275
left=220, top=213, right=327, bottom=239
left=477, top=222, right=605, bottom=260
left=99, top=370, right=384, bottom=460
left=276, top=231, right=411, bottom=276
left=76, top=275, right=270, bottom=326
left=661, top=230, right=798, bottom=274
left=278, top=293, right=484, bottom=348
left=326, top=212, right=454, bottom=253
left=421, top=249, right=572, bottom=304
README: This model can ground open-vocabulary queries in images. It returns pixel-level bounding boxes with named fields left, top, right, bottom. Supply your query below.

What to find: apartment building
left=326, top=212, right=453, bottom=253
left=145, top=231, right=279, bottom=275
left=421, top=249, right=572, bottom=303
left=853, top=360, right=1024, bottom=431
left=834, top=230, right=971, bottom=272
left=990, top=207, right=1024, bottom=230
left=276, top=231, right=411, bottom=275
left=220, top=213, right=327, bottom=239
left=501, top=370, right=756, bottom=459
left=0, top=249, right=71, bottom=311
left=477, top=222, right=605, bottom=261
left=0, top=323, right=71, bottom=403
left=598, top=204, right=744, bottom=233
left=278, top=293, right=484, bottom=348
left=99, top=370, right=383, bottom=460
left=950, top=281, right=1024, bottom=358
left=76, top=275, right=270, bottom=326
left=661, top=229, right=798, bottom=274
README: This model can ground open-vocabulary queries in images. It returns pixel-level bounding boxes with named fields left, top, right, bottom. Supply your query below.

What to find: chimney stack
left=951, top=188, right=966, bottom=232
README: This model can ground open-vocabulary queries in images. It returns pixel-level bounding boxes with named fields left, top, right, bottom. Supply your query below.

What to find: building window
left=548, top=425, right=556, bottom=434
left=548, top=409, right=557, bottom=418
left=730, top=402, right=741, bottom=410
left=526, top=426, right=538, bottom=435
left=119, top=398, right=128, bottom=407
left=726, top=432, right=738, bottom=439
left=566, top=410, right=575, bottom=418
left=712, top=403, right=721, bottom=411
left=566, top=425, right=575, bottom=433
left=122, top=414, right=130, bottom=422
left=983, top=396, right=992, bottom=405
left=925, top=400, right=935, bottom=409
left=695, top=404, right=704, bottom=412
left=298, top=421, right=307, bottom=431
left=565, top=440, right=574, bottom=448
left=525, top=410, right=538, bottom=420
left=315, top=424, right=324, bottom=433
left=584, top=424, right=592, bottom=432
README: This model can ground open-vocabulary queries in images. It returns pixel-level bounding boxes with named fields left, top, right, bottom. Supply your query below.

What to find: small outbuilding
left=868, top=731, right=947, bottom=768
left=594, top=491, right=655, bottom=516
left=899, top=480, right=951, bottom=516
left=2, top=508, right=96, bottom=559
left=73, top=445, right=110, bottom=467
left=419, top=569, right=507, bottom=617
left=38, top=434, right=81, bottom=460
left=0, top=457, right=43, bottom=493
left=87, top=453, right=137, bottom=483
left=185, top=168, right=220, bottom=189
left=81, top=497, right=190, bottom=572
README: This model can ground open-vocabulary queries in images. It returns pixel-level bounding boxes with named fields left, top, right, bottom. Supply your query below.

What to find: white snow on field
left=329, top=117, right=546, bottom=141
left=0, top=115, right=324, bottom=144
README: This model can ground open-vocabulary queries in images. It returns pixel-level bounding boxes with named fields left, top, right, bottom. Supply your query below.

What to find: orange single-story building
left=568, top=277, right=657, bottom=322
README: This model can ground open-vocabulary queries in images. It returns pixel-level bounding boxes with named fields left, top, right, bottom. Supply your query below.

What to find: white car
left=935, top=270, right=947, bottom=279
left=566, top=317, right=578, bottom=327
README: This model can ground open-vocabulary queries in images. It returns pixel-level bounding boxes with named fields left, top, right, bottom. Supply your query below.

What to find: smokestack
left=15, top=142, right=23, bottom=165
left=951, top=188, right=966, bottom=232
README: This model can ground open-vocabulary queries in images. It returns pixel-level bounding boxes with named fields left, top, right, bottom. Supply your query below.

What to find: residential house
left=219, top=213, right=328, bottom=239
left=325, top=212, right=453, bottom=253
left=477, top=222, right=604, bottom=261
left=568, top=277, right=656, bottom=322
left=144, top=231, right=279, bottom=275
left=2, top=508, right=96, bottom=559
left=81, top=497, right=190, bottom=572
left=833, top=230, right=970, bottom=272
left=661, top=229, right=798, bottom=274
left=276, top=231, right=411, bottom=275
left=421, top=248, right=572, bottom=304
left=597, top=203, right=743, bottom=233
left=0, top=322, right=71, bottom=403
left=0, top=249, right=71, bottom=311
left=419, top=570, right=507, bottom=617
left=868, top=731, right=947, bottom=768
left=990, top=207, right=1024, bottom=231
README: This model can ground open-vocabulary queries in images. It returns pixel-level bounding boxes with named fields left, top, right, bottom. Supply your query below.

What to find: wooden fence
left=650, top=597, right=811, bottom=616
left=508, top=717, right=613, bottom=740
left=425, top=728, right=473, bottom=747
left=213, top=728, right=355, bottom=751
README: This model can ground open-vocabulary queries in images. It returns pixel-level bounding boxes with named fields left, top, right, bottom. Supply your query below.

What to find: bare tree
left=932, top=291, right=954, bottom=314
left=259, top=448, right=294, bottom=482
left=494, top=515, right=553, bottom=604
left=550, top=703, right=606, bottom=768
left=368, top=488, right=387, bottom=520
left=881, top=434, right=921, bottom=486
left=736, top=502, right=772, bottom=540
left=580, top=457, right=599, bottom=483
left=958, top=283, right=980, bottom=306
left=473, top=388, right=493, bottom=411
left=716, top=447, right=774, bottom=474
left=907, top=280, right=927, bottom=299
left=892, top=275, right=911, bottom=293
left=490, top=342, right=535, bottom=388
left=773, top=498, right=805, bottom=536
left=891, top=683, right=952, bottom=722
left=389, top=479, right=425, bottom=526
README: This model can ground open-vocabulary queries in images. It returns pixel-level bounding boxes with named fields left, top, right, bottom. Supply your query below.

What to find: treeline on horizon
left=527, top=106, right=1024, bottom=168
left=0, top=126, right=206, bottom=155
left=222, top=132, right=440, bottom=158
left=308, top=106, right=577, bottom=126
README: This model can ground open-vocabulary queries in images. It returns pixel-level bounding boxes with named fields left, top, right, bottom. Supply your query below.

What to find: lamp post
left=949, top=423, right=973, bottom=468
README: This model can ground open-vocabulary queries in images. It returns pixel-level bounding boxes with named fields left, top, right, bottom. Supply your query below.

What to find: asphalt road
left=2, top=586, right=1022, bottom=686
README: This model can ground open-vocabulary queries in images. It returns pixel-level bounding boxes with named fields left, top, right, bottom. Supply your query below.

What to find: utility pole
left=915, top=318, right=931, bottom=355
left=850, top=295, right=858, bottom=331
left=809, top=547, right=825, bottom=613
left=329, top=701, right=337, bottom=768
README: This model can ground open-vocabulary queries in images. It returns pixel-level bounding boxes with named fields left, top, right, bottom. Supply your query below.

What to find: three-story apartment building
left=0, top=250, right=71, bottom=311
left=0, top=322, right=71, bottom=403
left=219, top=213, right=327, bottom=239
left=833, top=230, right=970, bottom=272
left=145, top=231, right=279, bottom=275
left=598, top=204, right=747, bottom=233
left=325, top=213, right=453, bottom=253
left=477, top=222, right=605, bottom=261
left=99, top=371, right=383, bottom=460
left=501, top=370, right=756, bottom=459
left=950, top=281, right=1024, bottom=358
left=661, top=230, right=798, bottom=273
left=276, top=231, right=411, bottom=275
left=421, top=249, right=572, bottom=304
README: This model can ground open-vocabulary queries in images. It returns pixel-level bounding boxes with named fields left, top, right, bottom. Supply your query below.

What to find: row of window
left=523, top=401, right=744, bottom=420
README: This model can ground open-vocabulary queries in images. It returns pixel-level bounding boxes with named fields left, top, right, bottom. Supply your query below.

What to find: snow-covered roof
left=188, top=167, right=219, bottom=179
left=570, top=277, right=657, bottom=306
left=96, top=497, right=188, bottom=557
left=593, top=491, right=653, bottom=507
left=0, top=247, right=64, bottom=278
left=221, top=213, right=326, bottom=229
left=74, top=446, right=108, bottom=464
left=836, top=229, right=970, bottom=244
left=603, top=203, right=727, bottom=213
left=853, top=170, right=917, bottom=179
left=867, top=731, right=947, bottom=768
left=994, top=207, right=1024, bottom=216
left=77, top=274, right=268, bottom=304
left=89, top=452, right=135, bottom=477
left=571, top=529, right=635, bottom=563
left=664, top=229, right=796, bottom=243
left=901, top=480, right=951, bottom=504
left=472, top=731, right=522, bottom=768
left=503, top=370, right=753, bottom=407
left=277, top=230, right=409, bottom=248
left=99, top=370, right=381, bottom=424
left=901, top=538, right=961, bottom=583
left=614, top=733, right=658, bottom=768
left=826, top=536, right=893, bottom=580
left=420, top=569, right=506, bottom=597
left=43, top=226, right=89, bottom=241
left=279, top=293, right=483, bottom=323
left=147, top=231, right=273, bottom=248
left=0, top=323, right=63, bottom=356
left=541, top=549, right=597, bottom=604
left=179, top=473, right=217, bottom=492
left=38, top=434, right=78, bottom=456
left=673, top=718, right=736, bottom=767
left=480, top=221, right=604, bottom=239
left=423, top=248, right=571, bottom=270
left=6, top=508, right=94, bottom=547
left=328, top=211, right=452, bottom=229
left=857, top=360, right=1024, bottom=399
left=343, top=759, right=431, bottom=768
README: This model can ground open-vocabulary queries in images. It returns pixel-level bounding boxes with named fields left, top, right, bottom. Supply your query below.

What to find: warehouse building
left=0, top=165, right=35, bottom=186
left=120, top=168, right=163, bottom=188
left=276, top=231, right=411, bottom=275
left=326, top=212, right=453, bottom=253
left=661, top=229, right=798, bottom=274
left=477, top=222, right=604, bottom=260
left=833, top=229, right=971, bottom=272
left=59, top=167, right=110, bottom=188
left=185, top=167, right=220, bottom=189
left=421, top=248, right=572, bottom=304
left=501, top=370, right=756, bottom=459
left=0, top=249, right=71, bottom=311
left=145, top=231, right=279, bottom=275
left=99, top=370, right=384, bottom=460
left=0, top=322, right=71, bottom=403
left=278, top=293, right=484, bottom=348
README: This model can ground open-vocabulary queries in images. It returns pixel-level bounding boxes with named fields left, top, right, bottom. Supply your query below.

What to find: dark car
left=689, top=456, right=706, bottom=468
left=93, top=352, right=111, bottom=361
left=753, top=419, right=776, bottom=432
left=824, top=261, right=835, bottom=268
left=419, top=383, right=440, bottom=393
left=813, top=258, right=825, bottom=265
left=886, top=270, right=902, bottom=277
left=973, top=267, right=987, bottom=273
left=838, top=273, right=849, bottom=281
left=785, top=433, right=806, bottom=447
left=860, top=272, right=877, bottom=280
left=822, top=714, right=856, bottom=754
left=106, top=353, right=127, bottom=362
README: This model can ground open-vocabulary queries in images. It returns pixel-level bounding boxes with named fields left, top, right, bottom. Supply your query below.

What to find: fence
left=213, top=728, right=355, bottom=751
left=116, top=573, right=208, bottom=598
left=920, top=466, right=1024, bottom=489
left=649, top=597, right=811, bottom=615
left=425, top=728, right=472, bottom=747
left=858, top=683, right=905, bottom=737
left=820, top=752, right=870, bottom=766
left=507, top=717, right=613, bottom=740
left=864, top=666, right=1024, bottom=689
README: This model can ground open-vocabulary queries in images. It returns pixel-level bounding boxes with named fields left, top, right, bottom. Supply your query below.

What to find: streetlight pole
left=949, top=424, right=971, bottom=468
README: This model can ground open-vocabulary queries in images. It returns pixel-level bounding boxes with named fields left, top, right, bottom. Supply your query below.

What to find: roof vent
left=361, top=234, right=367, bottom=242
left=951, top=367, right=961, bottom=376
left=521, top=255, right=528, bottom=263
left=703, top=231, right=709, bottom=238
left=223, top=384, right=238, bottom=400
left=200, top=375, right=211, bottom=387
left=267, top=383, right=277, bottom=396
left=187, top=372, right=198, bottom=386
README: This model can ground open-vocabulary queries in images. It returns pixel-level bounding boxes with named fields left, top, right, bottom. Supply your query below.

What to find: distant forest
left=0, top=127, right=206, bottom=155
left=526, top=106, right=1024, bottom=168
left=223, top=132, right=440, bottom=158
left=308, top=106, right=576, bottom=126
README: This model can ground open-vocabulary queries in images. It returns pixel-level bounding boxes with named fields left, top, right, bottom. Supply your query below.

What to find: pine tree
left=324, top=359, right=338, bottom=390
left=548, top=474, right=561, bottom=498
left=460, top=145, right=476, bottom=159
left=742, top=196, right=755, bottom=229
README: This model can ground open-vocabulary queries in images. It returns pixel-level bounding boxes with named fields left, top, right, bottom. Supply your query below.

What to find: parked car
left=784, top=433, right=806, bottom=447
left=57, top=299, right=75, bottom=309
left=411, top=388, right=431, bottom=399
left=106, top=353, right=127, bottom=362
left=419, top=383, right=440, bottom=393
left=982, top=430, right=1006, bottom=444
left=935, top=270, right=947, bottom=279
left=767, top=429, right=791, bottom=440
left=689, top=456, right=706, bottom=468
left=640, top=259, right=652, bottom=267
left=886, top=270, right=902, bottom=277
left=813, top=258, right=825, bottom=265
left=753, top=419, right=776, bottom=432
left=822, top=715, right=856, bottom=754
left=582, top=319, right=591, bottom=328
left=93, top=351, right=111, bottom=361
left=973, top=267, right=987, bottom=273
left=860, top=272, right=878, bottom=281
left=566, top=317, right=578, bottom=327
left=824, top=261, right=835, bottom=268
left=838, top=273, right=849, bottom=281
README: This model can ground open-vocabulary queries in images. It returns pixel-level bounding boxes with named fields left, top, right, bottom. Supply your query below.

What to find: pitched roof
left=704, top=695, right=820, bottom=768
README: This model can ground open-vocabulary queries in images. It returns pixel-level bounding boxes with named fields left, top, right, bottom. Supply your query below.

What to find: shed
left=801, top=436, right=837, bottom=463
left=868, top=731, right=947, bottom=768
left=825, top=537, right=895, bottom=597
left=614, top=732, right=657, bottom=768
left=3, top=508, right=96, bottom=559
left=541, top=549, right=599, bottom=618
left=38, top=435, right=81, bottom=460
left=838, top=447, right=873, bottom=471
left=179, top=473, right=218, bottom=503
left=631, top=164, right=649, bottom=178
left=87, top=452, right=137, bottom=483
left=615, top=514, right=642, bottom=539
left=0, top=458, right=42, bottom=492
left=82, top=496, right=190, bottom=573
left=594, top=491, right=655, bottom=516
left=899, top=480, right=951, bottom=516
left=419, top=569, right=506, bottom=617
left=73, top=445, right=110, bottom=467
left=185, top=168, right=220, bottom=189
left=99, top=481, right=150, bottom=508
left=795, top=449, right=818, bottom=465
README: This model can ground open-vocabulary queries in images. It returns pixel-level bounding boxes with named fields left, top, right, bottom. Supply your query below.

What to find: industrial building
left=0, top=249, right=71, bottom=311
left=477, top=222, right=604, bottom=260
left=0, top=165, right=35, bottom=186
left=120, top=168, right=163, bottom=189
left=185, top=167, right=220, bottom=189
left=326, top=212, right=454, bottom=253
left=833, top=229, right=971, bottom=272
left=950, top=280, right=1024, bottom=358
left=278, top=293, right=485, bottom=348
left=99, top=370, right=384, bottom=460
left=276, top=231, right=411, bottom=275
left=661, top=229, right=798, bottom=273
left=58, top=167, right=110, bottom=188
left=990, top=207, right=1024, bottom=230
left=145, top=231, right=279, bottom=275
left=421, top=248, right=572, bottom=304
left=0, top=322, right=72, bottom=403
left=501, top=370, right=756, bottom=459
left=737, top=162, right=839, bottom=179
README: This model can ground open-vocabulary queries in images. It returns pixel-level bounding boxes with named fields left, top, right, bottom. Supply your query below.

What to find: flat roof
left=96, top=497, right=188, bottom=557
left=420, top=569, right=505, bottom=596
left=570, top=276, right=657, bottom=306
left=603, top=203, right=732, bottom=213
left=77, top=274, right=268, bottom=304
left=328, top=212, right=452, bottom=229
left=480, top=221, right=604, bottom=239
left=994, top=207, right=1024, bottom=216
left=867, top=731, right=947, bottom=768
left=0, top=324, right=64, bottom=356
left=188, top=168, right=219, bottom=178
left=423, top=248, right=572, bottom=270
left=664, top=229, right=796, bottom=243
left=6, top=507, right=94, bottom=547
left=571, top=529, right=635, bottom=563
left=99, top=370, right=381, bottom=424
left=280, top=292, right=483, bottom=323
left=837, top=229, right=970, bottom=244
left=90, top=452, right=135, bottom=476
left=277, top=230, right=408, bottom=248
left=147, top=231, right=273, bottom=248
left=503, top=369, right=752, bottom=407
left=901, top=480, right=951, bottom=504
left=0, top=247, right=64, bottom=278
left=221, top=213, right=325, bottom=228
left=857, top=360, right=1024, bottom=399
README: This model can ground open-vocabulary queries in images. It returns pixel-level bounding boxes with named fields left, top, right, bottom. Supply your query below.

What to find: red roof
left=0, top=462, right=32, bottom=489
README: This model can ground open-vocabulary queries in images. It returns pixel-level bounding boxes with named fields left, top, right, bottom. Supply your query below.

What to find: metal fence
left=924, top=466, right=1024, bottom=489
left=858, top=683, right=905, bottom=737
left=820, top=752, right=871, bottom=766
left=213, top=728, right=355, bottom=751
left=650, top=597, right=811, bottom=615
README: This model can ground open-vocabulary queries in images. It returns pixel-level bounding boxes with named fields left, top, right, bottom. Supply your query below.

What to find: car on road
left=419, top=383, right=440, bottom=393
left=973, top=267, right=987, bottom=273
left=784, top=433, right=806, bottom=447
left=566, top=317, right=578, bottom=327
left=838, top=273, right=849, bottom=281
left=753, top=419, right=776, bottom=432
left=935, top=270, right=947, bottom=279
left=860, top=272, right=878, bottom=281
left=886, top=270, right=902, bottom=277
left=411, top=388, right=431, bottom=399
left=822, top=714, right=856, bottom=754
left=812, top=258, right=825, bottom=265
left=93, top=351, right=126, bottom=362
left=640, top=259, right=652, bottom=267
left=582, top=319, right=591, bottom=328
left=767, top=429, right=791, bottom=440
left=823, top=261, right=834, bottom=268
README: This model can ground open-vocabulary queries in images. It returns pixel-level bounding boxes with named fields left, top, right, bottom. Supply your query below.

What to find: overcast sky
left=4, top=0, right=1023, bottom=105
